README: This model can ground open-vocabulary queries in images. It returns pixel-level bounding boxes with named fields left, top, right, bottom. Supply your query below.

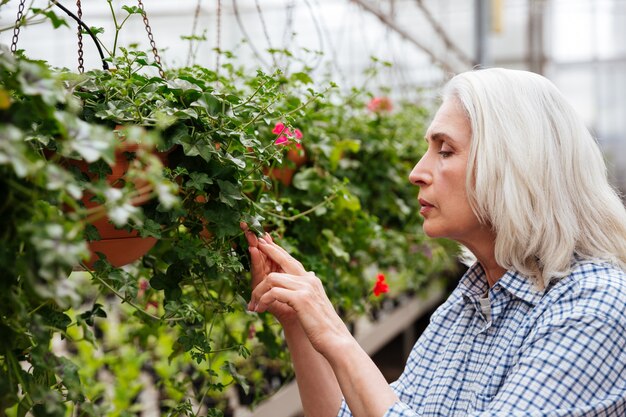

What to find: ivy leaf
left=203, top=203, right=241, bottom=238
left=186, top=172, right=213, bottom=190
left=224, top=153, right=245, bottom=169
left=83, top=223, right=100, bottom=241
left=78, top=303, right=107, bottom=326
left=191, top=93, right=222, bottom=115
left=222, top=361, right=250, bottom=395
left=217, top=180, right=242, bottom=207
left=41, top=307, right=71, bottom=332
left=139, top=218, right=162, bottom=239
left=57, top=357, right=82, bottom=399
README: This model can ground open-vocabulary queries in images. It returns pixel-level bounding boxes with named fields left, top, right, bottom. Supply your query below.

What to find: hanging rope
left=254, top=0, right=278, bottom=68
left=10, top=0, right=27, bottom=53
left=137, top=0, right=165, bottom=78
left=186, top=0, right=203, bottom=66
left=76, top=0, right=84, bottom=73
left=232, top=0, right=270, bottom=69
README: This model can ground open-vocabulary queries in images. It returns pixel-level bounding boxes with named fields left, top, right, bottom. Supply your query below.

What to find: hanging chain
left=11, top=0, right=27, bottom=53
left=216, top=0, right=222, bottom=75
left=76, top=0, right=84, bottom=73
left=137, top=0, right=165, bottom=78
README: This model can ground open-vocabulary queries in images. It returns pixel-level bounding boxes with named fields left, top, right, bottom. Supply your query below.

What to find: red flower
left=372, top=273, right=389, bottom=297
left=367, top=97, right=393, bottom=113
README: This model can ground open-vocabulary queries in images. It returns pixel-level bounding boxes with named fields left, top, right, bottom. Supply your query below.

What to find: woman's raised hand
left=242, top=224, right=351, bottom=356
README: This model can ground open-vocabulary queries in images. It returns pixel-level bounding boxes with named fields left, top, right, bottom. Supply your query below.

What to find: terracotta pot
left=265, top=147, right=307, bottom=186
left=60, top=130, right=172, bottom=269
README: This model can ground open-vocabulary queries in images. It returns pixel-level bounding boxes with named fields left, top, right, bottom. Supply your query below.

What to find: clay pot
left=265, top=147, right=307, bottom=186
left=61, top=131, right=172, bottom=269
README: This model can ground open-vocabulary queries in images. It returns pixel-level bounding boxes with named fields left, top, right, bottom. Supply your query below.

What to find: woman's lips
left=419, top=198, right=434, bottom=216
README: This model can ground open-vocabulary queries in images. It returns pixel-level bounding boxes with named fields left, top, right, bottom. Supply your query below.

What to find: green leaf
left=222, top=361, right=250, bottom=395
left=32, top=9, right=69, bottom=29
left=217, top=180, right=242, bottom=207
left=186, top=172, right=213, bottom=190
left=191, top=93, right=222, bottom=115
left=224, top=153, right=245, bottom=169
left=122, top=5, right=142, bottom=15
left=40, top=308, right=71, bottom=332
left=290, top=72, right=314, bottom=85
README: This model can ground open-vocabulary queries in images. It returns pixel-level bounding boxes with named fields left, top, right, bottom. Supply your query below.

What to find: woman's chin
left=422, top=223, right=443, bottom=239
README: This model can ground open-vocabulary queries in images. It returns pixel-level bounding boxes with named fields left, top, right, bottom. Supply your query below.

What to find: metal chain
left=137, top=0, right=165, bottom=78
left=216, top=0, right=222, bottom=75
left=10, top=0, right=27, bottom=53
left=76, top=0, right=84, bottom=73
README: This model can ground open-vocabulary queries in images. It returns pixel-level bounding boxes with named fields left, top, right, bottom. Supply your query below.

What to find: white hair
left=443, top=68, right=626, bottom=288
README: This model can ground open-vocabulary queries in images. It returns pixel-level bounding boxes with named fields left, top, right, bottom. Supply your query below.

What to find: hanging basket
left=51, top=127, right=172, bottom=269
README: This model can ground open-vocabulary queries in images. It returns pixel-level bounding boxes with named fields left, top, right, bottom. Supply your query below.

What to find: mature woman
left=242, top=68, right=626, bottom=417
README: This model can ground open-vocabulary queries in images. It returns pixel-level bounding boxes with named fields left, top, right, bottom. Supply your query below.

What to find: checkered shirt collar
left=459, top=261, right=545, bottom=305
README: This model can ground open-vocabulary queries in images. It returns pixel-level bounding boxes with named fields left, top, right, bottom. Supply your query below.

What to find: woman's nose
left=408, top=155, right=432, bottom=186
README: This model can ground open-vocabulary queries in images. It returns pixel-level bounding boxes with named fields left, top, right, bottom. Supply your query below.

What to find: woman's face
left=408, top=98, right=486, bottom=247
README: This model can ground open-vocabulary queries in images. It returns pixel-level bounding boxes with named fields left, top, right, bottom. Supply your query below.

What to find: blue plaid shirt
left=338, top=259, right=626, bottom=417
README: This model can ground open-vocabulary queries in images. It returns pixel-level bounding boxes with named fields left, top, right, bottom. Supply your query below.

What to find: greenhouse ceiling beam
left=350, top=0, right=461, bottom=74
left=414, top=0, right=476, bottom=68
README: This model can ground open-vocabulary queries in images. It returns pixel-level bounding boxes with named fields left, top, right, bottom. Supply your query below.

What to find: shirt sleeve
left=474, top=310, right=626, bottom=416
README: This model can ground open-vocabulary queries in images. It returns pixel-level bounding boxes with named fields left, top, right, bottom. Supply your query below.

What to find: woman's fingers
left=257, top=238, right=307, bottom=275
left=249, top=272, right=307, bottom=309
left=255, top=286, right=289, bottom=313
left=240, top=222, right=258, bottom=248
left=248, top=247, right=267, bottom=288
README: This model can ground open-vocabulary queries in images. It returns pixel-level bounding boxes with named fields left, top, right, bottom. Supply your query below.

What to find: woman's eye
left=438, top=151, right=452, bottom=158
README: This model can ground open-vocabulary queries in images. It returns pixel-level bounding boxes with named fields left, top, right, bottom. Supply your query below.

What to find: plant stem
left=243, top=192, right=338, bottom=221
left=237, top=96, right=280, bottom=132
left=88, top=270, right=182, bottom=322
left=107, top=0, right=120, bottom=57
left=283, top=84, right=334, bottom=117
left=232, top=78, right=270, bottom=110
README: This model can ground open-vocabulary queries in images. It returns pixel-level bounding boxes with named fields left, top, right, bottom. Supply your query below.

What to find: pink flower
left=372, top=273, right=389, bottom=297
left=367, top=97, right=393, bottom=113
left=272, top=122, right=289, bottom=135
left=272, top=122, right=304, bottom=146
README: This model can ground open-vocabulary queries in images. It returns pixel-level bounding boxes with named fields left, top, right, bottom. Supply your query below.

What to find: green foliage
left=0, top=5, right=459, bottom=416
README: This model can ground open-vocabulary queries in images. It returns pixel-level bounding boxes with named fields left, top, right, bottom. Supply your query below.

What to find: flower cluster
left=367, top=96, right=393, bottom=113
left=273, top=122, right=303, bottom=148
left=372, top=273, right=389, bottom=297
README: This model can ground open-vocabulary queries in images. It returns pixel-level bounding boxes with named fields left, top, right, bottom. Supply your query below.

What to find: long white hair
left=444, top=68, right=626, bottom=287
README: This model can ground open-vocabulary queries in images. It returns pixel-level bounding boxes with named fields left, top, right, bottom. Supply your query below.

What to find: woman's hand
left=243, top=228, right=352, bottom=356
left=241, top=223, right=300, bottom=325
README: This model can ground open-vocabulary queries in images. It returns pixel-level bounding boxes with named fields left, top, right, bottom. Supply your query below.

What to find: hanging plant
left=0, top=2, right=459, bottom=416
